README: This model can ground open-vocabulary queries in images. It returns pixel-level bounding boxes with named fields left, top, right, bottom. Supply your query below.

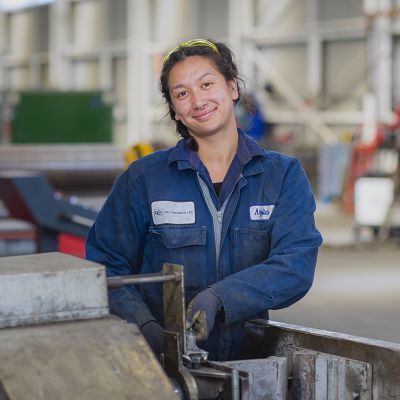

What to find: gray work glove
left=140, top=320, right=164, bottom=357
left=186, top=288, right=222, bottom=341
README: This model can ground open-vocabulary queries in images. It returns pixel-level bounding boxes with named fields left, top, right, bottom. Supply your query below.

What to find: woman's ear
left=229, top=79, right=239, bottom=101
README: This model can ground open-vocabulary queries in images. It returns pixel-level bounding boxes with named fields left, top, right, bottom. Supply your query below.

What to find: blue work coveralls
left=86, top=131, right=322, bottom=361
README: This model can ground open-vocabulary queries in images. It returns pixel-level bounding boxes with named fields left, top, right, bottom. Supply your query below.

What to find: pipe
left=107, top=272, right=181, bottom=288
left=231, top=369, right=240, bottom=400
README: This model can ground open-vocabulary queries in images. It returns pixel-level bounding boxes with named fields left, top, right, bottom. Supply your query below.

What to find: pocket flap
left=150, top=226, right=206, bottom=249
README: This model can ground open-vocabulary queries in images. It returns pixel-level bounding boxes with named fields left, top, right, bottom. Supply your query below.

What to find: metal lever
left=107, top=271, right=181, bottom=288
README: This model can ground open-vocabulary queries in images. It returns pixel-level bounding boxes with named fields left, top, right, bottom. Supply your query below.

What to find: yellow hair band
left=162, top=39, right=220, bottom=66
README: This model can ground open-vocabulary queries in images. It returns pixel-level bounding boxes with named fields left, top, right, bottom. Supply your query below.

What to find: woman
left=86, top=39, right=322, bottom=361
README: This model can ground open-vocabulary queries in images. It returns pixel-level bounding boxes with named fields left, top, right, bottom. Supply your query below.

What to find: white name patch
left=250, top=205, right=275, bottom=221
left=151, top=201, right=195, bottom=225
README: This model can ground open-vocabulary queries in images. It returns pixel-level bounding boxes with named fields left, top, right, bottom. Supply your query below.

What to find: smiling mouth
left=193, top=108, right=216, bottom=121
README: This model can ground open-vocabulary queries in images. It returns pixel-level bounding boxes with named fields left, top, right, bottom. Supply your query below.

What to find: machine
left=0, top=172, right=98, bottom=256
left=0, top=252, right=399, bottom=399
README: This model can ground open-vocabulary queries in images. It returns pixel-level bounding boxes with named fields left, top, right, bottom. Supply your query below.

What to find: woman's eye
left=177, top=91, right=188, bottom=98
left=202, top=82, right=213, bottom=88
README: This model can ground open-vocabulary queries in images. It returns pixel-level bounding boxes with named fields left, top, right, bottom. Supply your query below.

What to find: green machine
left=12, top=91, right=113, bottom=144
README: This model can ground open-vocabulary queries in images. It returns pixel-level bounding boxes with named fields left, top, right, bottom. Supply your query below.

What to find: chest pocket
left=148, top=225, right=207, bottom=292
left=232, top=227, right=271, bottom=272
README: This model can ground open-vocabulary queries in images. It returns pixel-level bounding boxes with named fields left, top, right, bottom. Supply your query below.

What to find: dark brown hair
left=160, top=40, right=252, bottom=151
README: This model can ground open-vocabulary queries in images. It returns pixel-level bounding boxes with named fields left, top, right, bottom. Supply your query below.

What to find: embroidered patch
left=151, top=201, right=195, bottom=225
left=249, top=205, right=275, bottom=221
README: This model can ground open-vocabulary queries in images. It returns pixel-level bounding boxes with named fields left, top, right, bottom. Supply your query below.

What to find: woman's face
left=167, top=56, right=238, bottom=140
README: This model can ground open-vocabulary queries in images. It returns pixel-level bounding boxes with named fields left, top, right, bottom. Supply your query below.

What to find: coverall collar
left=168, top=129, right=265, bottom=173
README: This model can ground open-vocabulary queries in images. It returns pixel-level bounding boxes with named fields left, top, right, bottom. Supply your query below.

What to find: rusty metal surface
left=163, top=263, right=186, bottom=354
left=292, top=350, right=372, bottom=400
left=0, top=252, right=108, bottom=328
left=223, top=357, right=288, bottom=400
left=0, top=317, right=177, bottom=400
left=243, top=320, right=400, bottom=399
left=164, top=331, right=198, bottom=400
left=205, top=361, right=252, bottom=399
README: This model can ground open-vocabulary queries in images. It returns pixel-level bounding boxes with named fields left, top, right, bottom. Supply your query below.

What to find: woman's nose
left=192, top=91, right=206, bottom=109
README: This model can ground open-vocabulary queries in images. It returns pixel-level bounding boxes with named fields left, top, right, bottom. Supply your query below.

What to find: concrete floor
left=272, top=203, right=400, bottom=344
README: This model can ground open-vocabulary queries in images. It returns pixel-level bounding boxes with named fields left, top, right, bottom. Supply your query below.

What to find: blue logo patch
left=250, top=205, right=275, bottom=221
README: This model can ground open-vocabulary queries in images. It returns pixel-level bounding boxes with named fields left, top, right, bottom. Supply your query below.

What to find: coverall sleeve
left=211, top=158, right=323, bottom=324
left=85, top=170, right=155, bottom=328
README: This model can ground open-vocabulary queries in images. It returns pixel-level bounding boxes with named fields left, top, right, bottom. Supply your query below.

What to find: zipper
left=197, top=173, right=241, bottom=280
left=216, top=210, right=222, bottom=224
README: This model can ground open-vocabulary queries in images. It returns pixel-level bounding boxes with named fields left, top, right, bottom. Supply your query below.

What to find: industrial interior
left=0, top=0, right=400, bottom=399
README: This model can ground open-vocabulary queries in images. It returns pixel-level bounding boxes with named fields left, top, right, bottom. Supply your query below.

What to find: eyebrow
left=170, top=72, right=216, bottom=93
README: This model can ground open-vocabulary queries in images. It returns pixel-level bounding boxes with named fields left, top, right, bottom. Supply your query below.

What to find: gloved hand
left=186, top=288, right=222, bottom=341
left=140, top=320, right=164, bottom=357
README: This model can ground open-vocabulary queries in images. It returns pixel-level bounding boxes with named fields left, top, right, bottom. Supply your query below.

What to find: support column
left=153, top=0, right=188, bottom=42
left=49, top=0, right=72, bottom=89
left=306, top=0, right=322, bottom=102
left=394, top=35, right=400, bottom=106
left=229, top=0, right=254, bottom=82
left=99, top=0, right=112, bottom=91
left=228, top=0, right=244, bottom=55
left=127, top=0, right=152, bottom=146
left=71, top=0, right=104, bottom=89
left=361, top=93, right=378, bottom=144
left=365, top=0, right=394, bottom=124
left=9, top=10, right=36, bottom=89
left=0, top=11, right=7, bottom=89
